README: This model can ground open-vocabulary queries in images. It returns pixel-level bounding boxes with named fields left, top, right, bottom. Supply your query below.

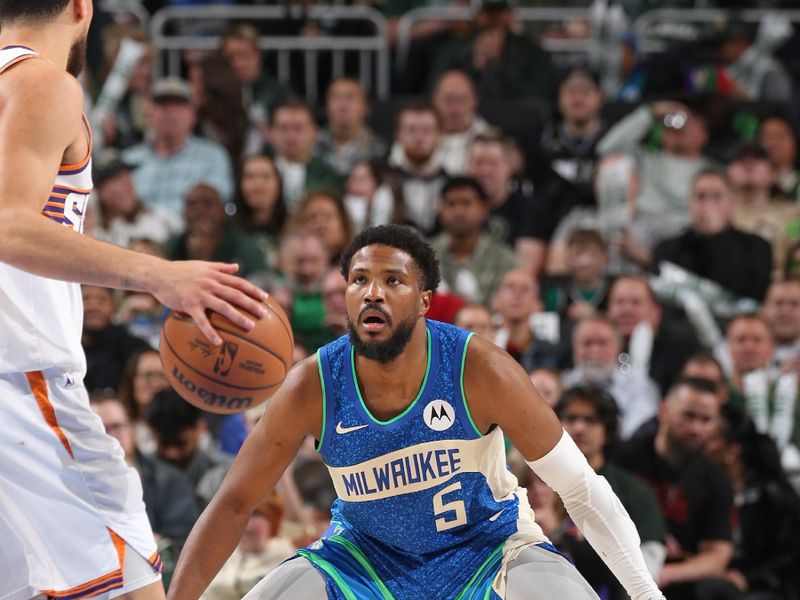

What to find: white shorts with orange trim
left=0, top=369, right=161, bottom=600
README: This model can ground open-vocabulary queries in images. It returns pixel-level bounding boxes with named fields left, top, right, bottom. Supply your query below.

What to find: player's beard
left=66, top=35, right=87, bottom=77
left=347, top=313, right=417, bottom=364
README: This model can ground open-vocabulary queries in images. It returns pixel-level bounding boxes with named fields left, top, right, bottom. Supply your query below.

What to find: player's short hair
left=555, top=386, right=620, bottom=446
left=0, top=0, right=70, bottom=23
left=340, top=225, right=441, bottom=293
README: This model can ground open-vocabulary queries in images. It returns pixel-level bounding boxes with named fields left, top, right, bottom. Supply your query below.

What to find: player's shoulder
left=464, top=332, right=520, bottom=377
left=279, top=354, right=324, bottom=403
left=266, top=354, right=323, bottom=436
left=0, top=61, right=82, bottom=114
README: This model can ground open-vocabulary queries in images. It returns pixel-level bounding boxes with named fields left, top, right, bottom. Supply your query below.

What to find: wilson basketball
left=159, top=297, right=294, bottom=414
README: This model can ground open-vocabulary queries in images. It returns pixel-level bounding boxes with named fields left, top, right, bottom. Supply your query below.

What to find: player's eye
left=387, top=277, right=399, bottom=285
left=354, top=275, right=367, bottom=284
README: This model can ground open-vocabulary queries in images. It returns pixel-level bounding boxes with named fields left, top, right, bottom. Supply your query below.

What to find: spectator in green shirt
left=165, top=183, right=268, bottom=279
left=270, top=98, right=344, bottom=211
left=555, top=386, right=667, bottom=599
left=278, top=228, right=334, bottom=352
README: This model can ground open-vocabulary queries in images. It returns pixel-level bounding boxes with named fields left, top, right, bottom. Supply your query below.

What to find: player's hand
left=151, top=260, right=269, bottom=345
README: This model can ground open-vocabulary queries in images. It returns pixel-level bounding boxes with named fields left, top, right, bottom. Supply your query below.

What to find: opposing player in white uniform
left=0, top=2, right=269, bottom=599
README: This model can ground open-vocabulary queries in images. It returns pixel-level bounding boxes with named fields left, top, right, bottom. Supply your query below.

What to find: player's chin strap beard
left=346, top=314, right=417, bottom=364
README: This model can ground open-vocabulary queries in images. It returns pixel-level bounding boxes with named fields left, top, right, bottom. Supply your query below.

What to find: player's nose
left=363, top=280, right=385, bottom=303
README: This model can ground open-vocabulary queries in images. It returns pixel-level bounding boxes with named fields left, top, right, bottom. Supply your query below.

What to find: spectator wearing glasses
left=554, top=386, right=666, bottom=599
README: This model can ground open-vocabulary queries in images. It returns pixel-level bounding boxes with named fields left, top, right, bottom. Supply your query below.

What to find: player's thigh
left=505, top=545, right=599, bottom=600
left=243, top=557, right=327, bottom=600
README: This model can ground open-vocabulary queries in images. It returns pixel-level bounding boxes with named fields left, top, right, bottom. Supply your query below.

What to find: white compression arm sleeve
left=528, top=430, right=665, bottom=600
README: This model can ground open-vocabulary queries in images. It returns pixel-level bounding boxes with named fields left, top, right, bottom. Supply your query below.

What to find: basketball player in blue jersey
left=170, top=225, right=665, bottom=600
left=0, top=2, right=268, bottom=599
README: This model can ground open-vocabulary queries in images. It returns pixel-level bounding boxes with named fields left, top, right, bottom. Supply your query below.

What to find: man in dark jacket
left=651, top=169, right=772, bottom=302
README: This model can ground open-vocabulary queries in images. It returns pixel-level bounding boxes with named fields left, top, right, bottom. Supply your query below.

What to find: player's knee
left=243, top=557, right=327, bottom=600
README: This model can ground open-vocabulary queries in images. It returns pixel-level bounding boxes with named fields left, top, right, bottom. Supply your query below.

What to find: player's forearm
left=530, top=431, right=665, bottom=600
left=0, top=209, right=164, bottom=291
left=167, top=497, right=251, bottom=600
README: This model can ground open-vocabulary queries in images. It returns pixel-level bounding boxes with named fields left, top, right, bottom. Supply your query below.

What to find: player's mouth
left=360, top=308, right=389, bottom=332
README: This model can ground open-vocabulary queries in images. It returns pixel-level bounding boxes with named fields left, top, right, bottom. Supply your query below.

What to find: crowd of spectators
left=81, top=1, right=800, bottom=598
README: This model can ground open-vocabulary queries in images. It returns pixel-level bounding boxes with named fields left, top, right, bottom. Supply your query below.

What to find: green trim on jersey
left=455, top=541, right=505, bottom=600
left=297, top=550, right=359, bottom=600
left=460, top=332, right=483, bottom=437
left=315, top=352, right=327, bottom=452
left=328, top=535, right=395, bottom=599
left=350, top=326, right=432, bottom=425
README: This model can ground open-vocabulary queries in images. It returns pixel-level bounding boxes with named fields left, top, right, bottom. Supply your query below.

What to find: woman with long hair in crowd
left=291, top=190, right=354, bottom=264
left=118, top=346, right=170, bottom=454
left=190, top=54, right=249, bottom=170
left=705, top=406, right=800, bottom=599
left=237, top=154, right=288, bottom=267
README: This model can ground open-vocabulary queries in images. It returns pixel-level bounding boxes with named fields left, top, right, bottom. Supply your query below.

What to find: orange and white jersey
left=0, top=46, right=92, bottom=375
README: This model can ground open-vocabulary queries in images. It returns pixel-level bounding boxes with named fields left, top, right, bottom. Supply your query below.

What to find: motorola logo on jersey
left=423, top=400, right=455, bottom=431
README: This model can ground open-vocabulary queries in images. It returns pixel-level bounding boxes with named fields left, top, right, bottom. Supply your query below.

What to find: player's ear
left=71, top=0, right=92, bottom=23
left=419, top=290, right=432, bottom=316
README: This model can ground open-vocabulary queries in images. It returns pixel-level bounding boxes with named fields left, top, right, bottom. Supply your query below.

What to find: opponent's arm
left=168, top=356, right=323, bottom=600
left=0, top=64, right=265, bottom=344
left=464, top=335, right=664, bottom=600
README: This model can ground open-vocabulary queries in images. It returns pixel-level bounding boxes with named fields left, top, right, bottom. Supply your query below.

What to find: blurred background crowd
left=77, top=0, right=800, bottom=598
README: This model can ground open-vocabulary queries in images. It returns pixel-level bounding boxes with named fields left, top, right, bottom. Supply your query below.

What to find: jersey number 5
left=433, top=482, right=467, bottom=532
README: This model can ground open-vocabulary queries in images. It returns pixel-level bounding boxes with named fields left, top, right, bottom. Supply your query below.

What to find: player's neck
left=0, top=28, right=72, bottom=72
left=354, top=322, right=429, bottom=416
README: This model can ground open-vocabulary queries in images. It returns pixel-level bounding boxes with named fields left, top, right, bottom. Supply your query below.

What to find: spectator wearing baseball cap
left=728, top=142, right=800, bottom=278
left=91, top=148, right=179, bottom=248
left=122, top=77, right=235, bottom=226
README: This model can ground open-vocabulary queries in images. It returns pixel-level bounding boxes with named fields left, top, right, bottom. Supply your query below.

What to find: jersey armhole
left=0, top=52, right=38, bottom=75
left=456, top=331, right=484, bottom=437
left=315, top=349, right=331, bottom=454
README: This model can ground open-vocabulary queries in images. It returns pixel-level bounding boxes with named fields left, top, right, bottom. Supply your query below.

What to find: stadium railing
left=633, top=8, right=800, bottom=52
left=149, top=5, right=390, bottom=102
left=395, top=6, right=592, bottom=74
left=102, top=0, right=150, bottom=28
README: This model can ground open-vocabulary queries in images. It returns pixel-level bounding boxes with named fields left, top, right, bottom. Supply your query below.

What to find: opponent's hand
left=151, top=260, right=269, bottom=345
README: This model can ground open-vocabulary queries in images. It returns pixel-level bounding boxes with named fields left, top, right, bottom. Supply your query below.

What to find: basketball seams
left=160, top=300, right=294, bottom=414
left=171, top=308, right=292, bottom=371
left=263, top=300, right=294, bottom=351
left=161, top=326, right=285, bottom=391
left=212, top=324, right=290, bottom=371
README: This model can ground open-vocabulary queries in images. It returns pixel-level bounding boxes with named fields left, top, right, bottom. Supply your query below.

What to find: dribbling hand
left=151, top=260, right=269, bottom=346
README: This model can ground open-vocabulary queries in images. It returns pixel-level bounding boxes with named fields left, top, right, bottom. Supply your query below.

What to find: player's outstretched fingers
left=213, top=282, right=268, bottom=321
left=210, top=262, right=241, bottom=275
left=204, top=295, right=256, bottom=332
left=187, top=305, right=223, bottom=346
